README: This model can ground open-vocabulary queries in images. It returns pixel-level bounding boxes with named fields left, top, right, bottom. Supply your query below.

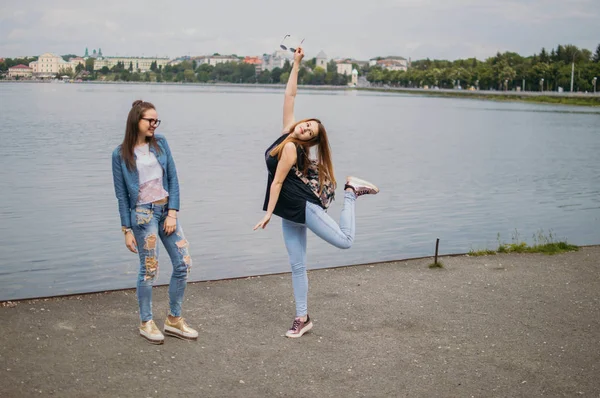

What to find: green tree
left=532, top=63, right=551, bottom=90
left=257, top=70, right=272, bottom=84
left=57, top=67, right=74, bottom=78
left=593, top=43, right=600, bottom=63
left=310, top=67, right=326, bottom=85
left=304, top=57, right=316, bottom=70
left=180, top=60, right=194, bottom=70
left=111, top=61, right=124, bottom=72
left=500, top=65, right=516, bottom=90
left=271, top=67, right=283, bottom=84
left=279, top=72, right=290, bottom=84
left=197, top=63, right=214, bottom=82
left=367, top=67, right=384, bottom=84
left=183, top=69, right=196, bottom=82
left=85, top=58, right=95, bottom=72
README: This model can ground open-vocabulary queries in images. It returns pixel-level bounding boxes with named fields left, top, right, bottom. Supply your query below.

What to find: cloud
left=0, top=0, right=598, bottom=61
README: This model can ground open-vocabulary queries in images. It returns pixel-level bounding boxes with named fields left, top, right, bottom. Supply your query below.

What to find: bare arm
left=254, top=142, right=297, bottom=230
left=282, top=47, right=304, bottom=133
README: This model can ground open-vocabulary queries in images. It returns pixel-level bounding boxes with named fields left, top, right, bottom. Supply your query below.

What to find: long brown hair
left=270, top=118, right=336, bottom=192
left=120, top=100, right=162, bottom=171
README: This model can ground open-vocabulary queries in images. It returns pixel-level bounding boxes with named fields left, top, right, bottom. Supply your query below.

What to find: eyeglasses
left=280, top=35, right=304, bottom=53
left=141, top=118, right=161, bottom=127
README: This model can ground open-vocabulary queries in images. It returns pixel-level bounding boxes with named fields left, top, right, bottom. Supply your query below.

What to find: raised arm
left=282, top=47, right=304, bottom=133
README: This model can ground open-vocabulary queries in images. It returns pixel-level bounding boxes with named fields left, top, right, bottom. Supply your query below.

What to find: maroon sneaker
left=344, top=176, right=379, bottom=197
left=285, top=315, right=313, bottom=338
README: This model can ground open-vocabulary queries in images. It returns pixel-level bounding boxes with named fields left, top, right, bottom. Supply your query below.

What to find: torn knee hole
left=144, top=234, right=157, bottom=250
left=144, top=256, right=158, bottom=280
left=176, top=239, right=188, bottom=249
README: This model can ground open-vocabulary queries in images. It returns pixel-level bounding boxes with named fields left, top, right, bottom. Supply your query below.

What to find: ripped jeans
left=131, top=202, right=192, bottom=322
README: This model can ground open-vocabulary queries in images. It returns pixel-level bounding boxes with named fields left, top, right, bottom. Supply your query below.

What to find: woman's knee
left=290, top=261, right=306, bottom=276
left=338, top=240, right=353, bottom=250
left=173, top=258, right=191, bottom=279
left=333, top=235, right=353, bottom=250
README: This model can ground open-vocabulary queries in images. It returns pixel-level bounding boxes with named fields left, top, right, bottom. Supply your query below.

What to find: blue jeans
left=281, top=191, right=356, bottom=317
left=131, top=202, right=192, bottom=322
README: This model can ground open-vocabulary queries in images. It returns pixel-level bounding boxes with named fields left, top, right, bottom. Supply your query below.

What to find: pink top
left=134, top=144, right=169, bottom=205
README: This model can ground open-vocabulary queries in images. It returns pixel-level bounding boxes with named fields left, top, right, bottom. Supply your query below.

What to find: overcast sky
left=1, top=0, right=598, bottom=61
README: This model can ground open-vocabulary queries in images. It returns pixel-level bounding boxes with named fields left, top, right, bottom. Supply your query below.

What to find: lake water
left=1, top=82, right=599, bottom=301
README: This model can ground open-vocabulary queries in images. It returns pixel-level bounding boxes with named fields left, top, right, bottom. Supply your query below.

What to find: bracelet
left=121, top=227, right=132, bottom=235
left=167, top=215, right=177, bottom=219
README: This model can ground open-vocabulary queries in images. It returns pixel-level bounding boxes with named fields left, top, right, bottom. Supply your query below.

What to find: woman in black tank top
left=254, top=45, right=380, bottom=338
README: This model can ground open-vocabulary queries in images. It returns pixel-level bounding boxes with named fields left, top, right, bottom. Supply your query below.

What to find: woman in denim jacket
left=112, top=100, right=197, bottom=344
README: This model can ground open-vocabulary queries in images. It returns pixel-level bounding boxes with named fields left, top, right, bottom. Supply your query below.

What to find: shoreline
left=3, top=79, right=600, bottom=107
left=2, top=245, right=597, bottom=304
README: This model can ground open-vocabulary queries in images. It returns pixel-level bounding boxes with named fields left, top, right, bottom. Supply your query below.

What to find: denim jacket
left=111, top=134, right=180, bottom=228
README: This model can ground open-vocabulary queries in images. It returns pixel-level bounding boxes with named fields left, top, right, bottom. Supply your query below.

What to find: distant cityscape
left=3, top=43, right=598, bottom=96
left=2, top=47, right=409, bottom=82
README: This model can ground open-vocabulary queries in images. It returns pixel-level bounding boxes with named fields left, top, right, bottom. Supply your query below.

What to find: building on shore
left=261, top=50, right=293, bottom=71
left=81, top=46, right=169, bottom=72
left=28, top=53, right=71, bottom=78
left=335, top=60, right=353, bottom=75
left=8, top=64, right=33, bottom=79
left=93, top=56, right=170, bottom=72
left=69, top=57, right=85, bottom=70
left=243, top=56, right=263, bottom=73
left=316, top=50, right=328, bottom=70
left=369, top=56, right=408, bottom=71
left=192, top=55, right=240, bottom=67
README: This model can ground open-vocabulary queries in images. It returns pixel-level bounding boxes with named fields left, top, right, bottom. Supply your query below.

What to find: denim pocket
left=135, top=207, right=153, bottom=225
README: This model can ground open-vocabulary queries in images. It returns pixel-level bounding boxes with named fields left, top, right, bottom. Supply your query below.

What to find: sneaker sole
left=285, top=321, right=313, bottom=338
left=139, top=333, right=164, bottom=345
left=348, top=177, right=379, bottom=193
left=164, top=326, right=198, bottom=341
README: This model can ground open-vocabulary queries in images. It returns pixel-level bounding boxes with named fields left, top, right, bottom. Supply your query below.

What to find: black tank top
left=263, top=134, right=323, bottom=223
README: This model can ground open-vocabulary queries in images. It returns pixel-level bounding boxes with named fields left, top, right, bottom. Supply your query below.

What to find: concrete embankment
left=1, top=247, right=599, bottom=397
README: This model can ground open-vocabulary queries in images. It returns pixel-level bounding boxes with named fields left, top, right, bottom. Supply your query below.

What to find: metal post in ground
left=434, top=238, right=440, bottom=265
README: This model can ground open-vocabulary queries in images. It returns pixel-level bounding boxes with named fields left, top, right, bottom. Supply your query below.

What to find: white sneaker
left=345, top=176, right=379, bottom=196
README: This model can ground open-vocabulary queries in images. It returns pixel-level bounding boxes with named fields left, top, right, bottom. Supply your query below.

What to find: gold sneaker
left=164, top=317, right=198, bottom=341
left=139, top=320, right=164, bottom=345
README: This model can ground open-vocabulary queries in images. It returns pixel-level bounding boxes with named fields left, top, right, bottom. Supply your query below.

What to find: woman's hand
left=164, top=215, right=177, bottom=236
left=253, top=213, right=272, bottom=230
left=293, top=47, right=304, bottom=64
left=125, top=232, right=138, bottom=253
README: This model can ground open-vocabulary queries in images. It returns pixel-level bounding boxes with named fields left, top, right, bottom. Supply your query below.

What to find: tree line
left=365, top=44, right=600, bottom=92
left=95, top=58, right=350, bottom=85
